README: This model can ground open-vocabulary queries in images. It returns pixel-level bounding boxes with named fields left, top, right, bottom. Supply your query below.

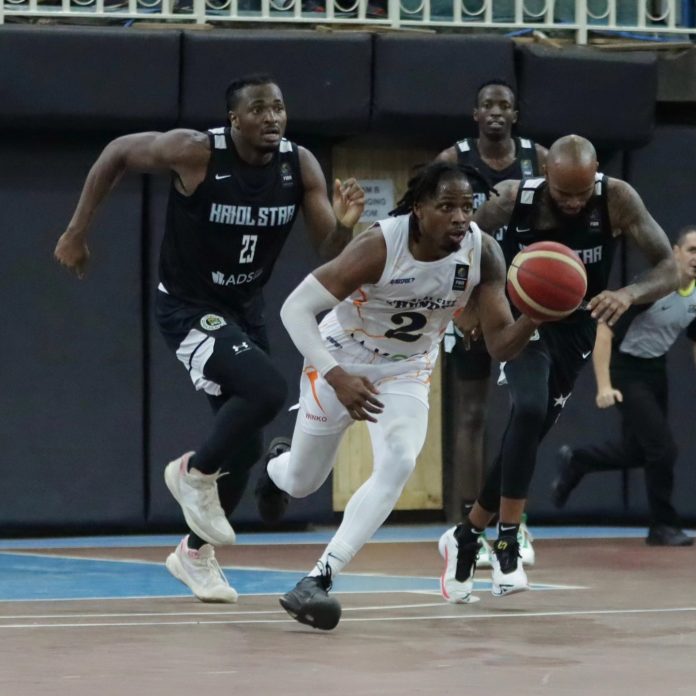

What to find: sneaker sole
left=491, top=583, right=530, bottom=598
left=164, top=461, right=236, bottom=546
left=165, top=553, right=238, bottom=604
left=278, top=595, right=341, bottom=630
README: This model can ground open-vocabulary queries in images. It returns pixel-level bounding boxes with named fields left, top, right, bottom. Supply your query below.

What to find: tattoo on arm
left=473, top=180, right=518, bottom=233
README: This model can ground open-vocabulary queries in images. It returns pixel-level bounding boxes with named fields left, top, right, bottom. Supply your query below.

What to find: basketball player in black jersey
left=435, top=80, right=547, bottom=563
left=54, top=74, right=365, bottom=604
left=436, top=80, right=547, bottom=519
left=440, top=134, right=678, bottom=598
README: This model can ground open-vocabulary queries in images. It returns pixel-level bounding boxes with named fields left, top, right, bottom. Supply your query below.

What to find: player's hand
left=453, top=306, right=481, bottom=349
left=332, top=178, right=365, bottom=230
left=55, top=230, right=90, bottom=279
left=595, top=386, right=623, bottom=409
left=588, top=288, right=633, bottom=326
left=324, top=366, right=384, bottom=422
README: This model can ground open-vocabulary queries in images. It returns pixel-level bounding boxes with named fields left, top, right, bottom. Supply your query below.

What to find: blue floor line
left=0, top=552, right=576, bottom=602
left=0, top=525, right=689, bottom=550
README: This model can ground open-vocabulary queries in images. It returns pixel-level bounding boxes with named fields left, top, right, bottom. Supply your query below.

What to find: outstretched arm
left=588, top=178, right=678, bottom=325
left=592, top=322, right=622, bottom=408
left=54, top=129, right=209, bottom=278
left=474, top=235, right=540, bottom=361
left=280, top=228, right=386, bottom=422
left=298, top=147, right=365, bottom=261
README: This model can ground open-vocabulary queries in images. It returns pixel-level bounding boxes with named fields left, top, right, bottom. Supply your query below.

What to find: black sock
left=456, top=518, right=485, bottom=544
left=187, top=533, right=206, bottom=551
left=497, top=522, right=519, bottom=540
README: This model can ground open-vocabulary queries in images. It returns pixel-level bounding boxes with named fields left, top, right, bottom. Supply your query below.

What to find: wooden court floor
left=0, top=526, right=694, bottom=696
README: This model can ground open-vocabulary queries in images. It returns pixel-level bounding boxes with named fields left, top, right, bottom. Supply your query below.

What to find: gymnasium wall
left=0, top=24, right=692, bottom=533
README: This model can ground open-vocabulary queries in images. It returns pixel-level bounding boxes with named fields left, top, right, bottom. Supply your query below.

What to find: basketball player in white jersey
left=258, top=162, right=548, bottom=630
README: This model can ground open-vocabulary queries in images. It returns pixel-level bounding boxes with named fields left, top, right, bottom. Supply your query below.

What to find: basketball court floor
left=1, top=525, right=694, bottom=695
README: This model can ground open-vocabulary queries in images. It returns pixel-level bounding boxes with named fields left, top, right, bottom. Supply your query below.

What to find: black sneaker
left=255, top=437, right=291, bottom=524
left=491, top=537, right=529, bottom=596
left=646, top=525, right=694, bottom=547
left=279, top=566, right=342, bottom=630
left=550, top=445, right=585, bottom=508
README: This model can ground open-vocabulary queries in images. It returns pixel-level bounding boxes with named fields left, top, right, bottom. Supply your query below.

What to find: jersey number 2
left=384, top=311, right=426, bottom=343
left=239, top=234, right=258, bottom=264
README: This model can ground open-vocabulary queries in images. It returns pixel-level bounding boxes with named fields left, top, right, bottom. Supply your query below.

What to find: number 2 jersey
left=158, top=127, right=303, bottom=323
left=322, top=214, right=482, bottom=366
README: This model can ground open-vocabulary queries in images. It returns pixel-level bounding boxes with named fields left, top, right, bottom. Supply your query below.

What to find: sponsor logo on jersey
left=200, top=314, right=226, bottom=331
left=389, top=277, right=416, bottom=285
left=305, top=412, right=328, bottom=423
left=387, top=297, right=458, bottom=310
left=520, top=158, right=534, bottom=178
left=326, top=335, right=343, bottom=349
left=208, top=204, right=296, bottom=227
left=452, top=263, right=469, bottom=291
left=280, top=162, right=294, bottom=187
left=211, top=269, right=264, bottom=286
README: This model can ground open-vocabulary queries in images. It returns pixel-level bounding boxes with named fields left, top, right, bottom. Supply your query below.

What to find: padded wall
left=372, top=35, right=516, bottom=143
left=179, top=31, right=372, bottom=137
left=517, top=46, right=657, bottom=149
left=0, top=136, right=145, bottom=531
left=0, top=26, right=180, bottom=131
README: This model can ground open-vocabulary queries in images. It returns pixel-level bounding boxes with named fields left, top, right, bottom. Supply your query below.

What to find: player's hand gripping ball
left=506, top=241, right=587, bottom=322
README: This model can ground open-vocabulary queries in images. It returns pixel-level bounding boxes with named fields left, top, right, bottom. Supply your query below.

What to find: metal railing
left=1, top=0, right=694, bottom=44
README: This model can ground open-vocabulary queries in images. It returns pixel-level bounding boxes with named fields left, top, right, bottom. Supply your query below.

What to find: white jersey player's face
left=413, top=177, right=474, bottom=261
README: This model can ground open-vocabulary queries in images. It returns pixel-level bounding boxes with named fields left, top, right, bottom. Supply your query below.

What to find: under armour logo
left=231, top=342, right=251, bottom=355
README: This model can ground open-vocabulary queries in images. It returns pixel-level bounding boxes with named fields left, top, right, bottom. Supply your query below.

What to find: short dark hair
left=225, top=74, right=278, bottom=112
left=475, top=79, right=516, bottom=107
left=675, top=225, right=696, bottom=247
left=390, top=161, right=493, bottom=216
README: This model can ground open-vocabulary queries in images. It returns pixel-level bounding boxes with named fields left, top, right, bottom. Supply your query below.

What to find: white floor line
left=0, top=605, right=694, bottom=630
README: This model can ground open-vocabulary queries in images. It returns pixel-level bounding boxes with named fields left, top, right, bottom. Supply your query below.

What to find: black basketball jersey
left=500, top=174, right=616, bottom=322
left=455, top=137, right=540, bottom=211
left=159, top=127, right=304, bottom=320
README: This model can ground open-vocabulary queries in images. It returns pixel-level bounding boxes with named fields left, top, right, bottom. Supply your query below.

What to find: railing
left=1, top=0, right=694, bottom=44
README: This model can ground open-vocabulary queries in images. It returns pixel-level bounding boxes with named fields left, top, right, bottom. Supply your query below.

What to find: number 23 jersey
left=329, top=214, right=482, bottom=361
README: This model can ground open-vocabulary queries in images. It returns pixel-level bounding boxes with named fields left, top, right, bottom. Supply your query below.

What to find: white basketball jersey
left=330, top=214, right=482, bottom=360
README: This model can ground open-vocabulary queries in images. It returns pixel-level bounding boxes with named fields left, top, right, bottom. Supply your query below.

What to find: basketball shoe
left=438, top=525, right=481, bottom=603
left=164, top=452, right=236, bottom=546
left=165, top=535, right=238, bottom=603
left=279, top=565, right=341, bottom=630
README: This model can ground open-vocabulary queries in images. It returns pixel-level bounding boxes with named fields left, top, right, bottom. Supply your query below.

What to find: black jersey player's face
left=414, top=176, right=474, bottom=259
left=231, top=83, right=287, bottom=153
left=675, top=231, right=696, bottom=281
left=474, top=85, right=518, bottom=141
left=546, top=161, right=597, bottom=217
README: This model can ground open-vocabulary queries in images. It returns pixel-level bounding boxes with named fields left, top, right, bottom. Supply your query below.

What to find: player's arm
left=280, top=228, right=386, bottom=422
left=592, top=322, right=622, bottom=408
left=54, top=129, right=210, bottom=278
left=588, top=178, right=678, bottom=325
left=473, top=234, right=540, bottom=361
left=472, top=179, right=519, bottom=234
left=535, top=143, right=549, bottom=171
left=298, top=146, right=365, bottom=261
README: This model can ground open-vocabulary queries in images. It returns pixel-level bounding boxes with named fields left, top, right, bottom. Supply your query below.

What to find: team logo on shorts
left=452, top=264, right=469, bottom=291
left=200, top=314, right=227, bottom=331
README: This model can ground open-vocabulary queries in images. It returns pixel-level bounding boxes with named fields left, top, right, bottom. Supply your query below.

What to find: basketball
left=506, top=241, right=588, bottom=322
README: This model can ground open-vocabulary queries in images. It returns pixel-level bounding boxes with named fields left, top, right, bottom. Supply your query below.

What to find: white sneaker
left=477, top=535, right=493, bottom=567
left=165, top=536, right=238, bottom=603
left=438, top=526, right=480, bottom=604
left=164, top=452, right=236, bottom=546
left=490, top=538, right=529, bottom=597
left=518, top=520, right=535, bottom=567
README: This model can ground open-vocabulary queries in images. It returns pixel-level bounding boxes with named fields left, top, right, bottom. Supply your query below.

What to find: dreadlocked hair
left=389, top=161, right=496, bottom=217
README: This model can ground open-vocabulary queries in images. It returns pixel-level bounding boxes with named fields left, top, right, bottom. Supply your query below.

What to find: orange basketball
left=506, top=241, right=588, bottom=322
